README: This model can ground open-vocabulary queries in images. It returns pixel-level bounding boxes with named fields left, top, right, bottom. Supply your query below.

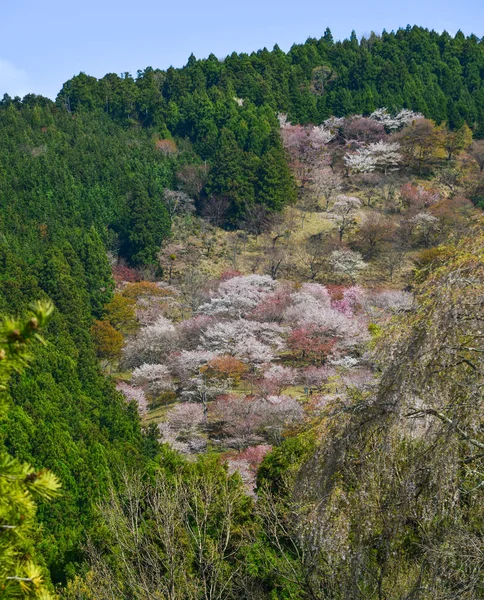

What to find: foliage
left=90, top=320, right=124, bottom=361
left=278, top=231, right=484, bottom=598
left=0, top=302, right=61, bottom=599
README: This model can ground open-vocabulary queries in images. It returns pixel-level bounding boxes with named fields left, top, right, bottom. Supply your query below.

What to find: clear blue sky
left=1, top=0, right=483, bottom=100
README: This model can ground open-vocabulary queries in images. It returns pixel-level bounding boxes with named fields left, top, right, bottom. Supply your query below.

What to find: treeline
left=54, top=27, right=484, bottom=133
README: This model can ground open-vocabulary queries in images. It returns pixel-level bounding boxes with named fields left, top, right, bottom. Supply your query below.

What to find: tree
left=131, top=363, right=174, bottom=397
left=0, top=302, right=61, bottom=599
left=122, top=316, right=179, bottom=368
left=330, top=249, right=367, bottom=283
left=409, top=212, right=439, bottom=247
left=400, top=182, right=439, bottom=211
left=63, top=463, right=256, bottom=600
left=162, top=189, right=195, bottom=219
left=331, top=195, right=361, bottom=242
left=260, top=365, right=298, bottom=395
left=102, top=293, right=138, bottom=333
left=395, top=118, right=444, bottom=173
left=176, top=163, right=209, bottom=198
left=75, top=227, right=115, bottom=318
left=469, top=140, right=484, bottom=172
left=369, top=107, right=424, bottom=131
left=121, top=180, right=171, bottom=267
left=256, top=138, right=297, bottom=212
left=90, top=320, right=124, bottom=362
left=439, top=122, right=473, bottom=160
left=201, top=319, right=286, bottom=366
left=280, top=233, right=484, bottom=600
left=167, top=350, right=216, bottom=385
left=201, top=355, right=248, bottom=385
left=352, top=214, right=396, bottom=259
left=310, top=168, right=343, bottom=211
left=288, top=325, right=336, bottom=363
left=344, top=141, right=401, bottom=174
left=205, top=129, right=256, bottom=223
left=197, top=275, right=277, bottom=318
left=342, top=116, right=386, bottom=144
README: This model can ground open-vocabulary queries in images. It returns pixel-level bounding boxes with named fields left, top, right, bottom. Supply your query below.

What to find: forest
left=0, top=24, right=483, bottom=599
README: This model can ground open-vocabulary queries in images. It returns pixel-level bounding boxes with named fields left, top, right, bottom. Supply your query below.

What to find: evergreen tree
left=0, top=302, right=60, bottom=599
left=121, top=180, right=171, bottom=267
left=256, top=134, right=297, bottom=211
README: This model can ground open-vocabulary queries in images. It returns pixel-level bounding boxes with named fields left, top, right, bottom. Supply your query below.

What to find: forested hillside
left=0, top=24, right=483, bottom=599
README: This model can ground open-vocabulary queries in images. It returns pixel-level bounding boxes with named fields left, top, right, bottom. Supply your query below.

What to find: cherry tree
left=178, top=315, right=215, bottom=350
left=131, top=363, right=174, bottom=397
left=250, top=286, right=293, bottom=323
left=400, top=183, right=440, bottom=211
left=363, top=290, right=414, bottom=317
left=210, top=395, right=264, bottom=448
left=300, top=282, right=332, bottom=305
left=201, top=319, right=287, bottom=364
left=330, top=249, right=367, bottom=284
left=258, top=395, right=304, bottom=443
left=369, top=107, right=423, bottom=131
left=332, top=286, right=365, bottom=316
left=210, top=394, right=304, bottom=448
left=409, top=212, right=439, bottom=247
left=116, top=381, right=148, bottom=415
left=310, top=168, right=343, bottom=211
left=180, top=375, right=229, bottom=419
left=259, top=365, right=298, bottom=395
left=323, top=115, right=346, bottom=132
left=342, top=116, right=386, bottom=144
left=308, top=124, right=335, bottom=152
left=367, top=141, right=401, bottom=173
left=279, top=115, right=333, bottom=186
left=167, top=350, right=216, bottom=384
left=331, top=195, right=361, bottom=241
left=226, top=445, right=273, bottom=494
left=288, top=325, right=337, bottom=363
left=163, top=189, right=195, bottom=219
left=300, top=366, right=331, bottom=390
left=123, top=316, right=179, bottom=368
left=344, top=148, right=377, bottom=173
left=159, top=402, right=206, bottom=454
left=285, top=290, right=356, bottom=335
left=345, top=142, right=401, bottom=174
left=198, top=275, right=277, bottom=318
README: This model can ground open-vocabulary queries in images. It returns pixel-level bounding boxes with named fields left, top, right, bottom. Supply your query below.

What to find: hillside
left=0, top=24, right=482, bottom=599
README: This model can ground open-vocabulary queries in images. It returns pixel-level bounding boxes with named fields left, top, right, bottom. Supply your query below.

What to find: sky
left=1, top=0, right=483, bottom=100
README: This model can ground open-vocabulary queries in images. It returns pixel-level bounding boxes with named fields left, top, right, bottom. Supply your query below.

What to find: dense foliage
left=0, top=231, right=154, bottom=584
left=54, top=27, right=484, bottom=133
left=0, top=302, right=61, bottom=599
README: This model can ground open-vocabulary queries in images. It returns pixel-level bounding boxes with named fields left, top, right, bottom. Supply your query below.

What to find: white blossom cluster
left=369, top=107, right=423, bottom=131
left=344, top=141, right=401, bottom=173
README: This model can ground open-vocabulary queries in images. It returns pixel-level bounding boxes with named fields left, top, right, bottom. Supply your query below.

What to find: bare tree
left=201, top=196, right=230, bottom=227
left=469, top=140, right=484, bottom=172
left=66, top=468, right=255, bottom=600
left=331, top=195, right=361, bottom=242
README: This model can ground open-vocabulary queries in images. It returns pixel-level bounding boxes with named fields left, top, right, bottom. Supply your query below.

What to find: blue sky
left=1, top=0, right=483, bottom=100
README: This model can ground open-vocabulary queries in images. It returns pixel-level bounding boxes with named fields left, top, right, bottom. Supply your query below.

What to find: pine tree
left=0, top=302, right=60, bottom=599
left=256, top=134, right=297, bottom=211
left=122, top=180, right=171, bottom=267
